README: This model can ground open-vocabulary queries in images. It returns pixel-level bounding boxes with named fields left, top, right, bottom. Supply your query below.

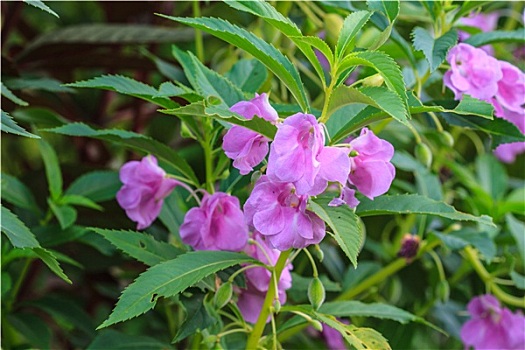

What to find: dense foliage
left=2, top=1, right=524, bottom=349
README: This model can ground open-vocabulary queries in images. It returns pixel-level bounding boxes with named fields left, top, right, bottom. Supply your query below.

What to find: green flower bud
left=310, top=319, right=324, bottom=332
left=324, top=14, right=344, bottom=47
left=440, top=131, right=454, bottom=148
left=308, top=277, right=326, bottom=311
left=214, top=282, right=233, bottom=309
left=362, top=73, right=385, bottom=87
left=314, top=245, right=324, bottom=262
left=203, top=335, right=218, bottom=344
left=436, top=280, right=450, bottom=303
left=273, top=298, right=282, bottom=313
left=415, top=142, right=433, bottom=168
left=251, top=170, right=262, bottom=183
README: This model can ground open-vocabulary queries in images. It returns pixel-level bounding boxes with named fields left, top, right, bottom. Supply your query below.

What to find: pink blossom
left=180, top=192, right=248, bottom=252
left=116, top=155, right=179, bottom=230
left=460, top=294, right=525, bottom=349
left=267, top=113, right=350, bottom=196
left=493, top=109, right=525, bottom=163
left=493, top=61, right=525, bottom=114
left=244, top=176, right=325, bottom=250
left=238, top=233, right=292, bottom=323
left=230, top=92, right=278, bottom=123
left=347, top=128, right=395, bottom=199
left=329, top=187, right=360, bottom=208
left=458, top=12, right=499, bottom=54
left=444, top=44, right=502, bottom=101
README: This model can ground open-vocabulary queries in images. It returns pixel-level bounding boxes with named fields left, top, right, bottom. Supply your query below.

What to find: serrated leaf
left=1, top=173, right=41, bottom=214
left=464, top=30, right=525, bottom=47
left=90, top=228, right=184, bottom=266
left=367, top=0, right=399, bottom=23
left=33, top=247, right=72, bottom=283
left=309, top=197, right=363, bottom=268
left=173, top=292, right=217, bottom=343
left=48, top=200, right=77, bottom=230
left=44, top=122, right=199, bottom=186
left=452, top=95, right=494, bottom=119
left=1, top=206, right=40, bottom=248
left=65, top=171, right=121, bottom=202
left=23, top=0, right=59, bottom=17
left=1, top=82, right=29, bottom=106
left=225, top=59, right=268, bottom=94
left=66, top=75, right=177, bottom=109
left=4, top=77, right=74, bottom=93
left=88, top=329, right=172, bottom=350
left=60, top=195, right=103, bottom=211
left=98, top=251, right=257, bottom=328
left=160, top=15, right=309, bottom=111
left=356, top=194, right=495, bottom=226
left=432, top=229, right=496, bottom=262
left=327, top=85, right=407, bottom=124
left=335, top=11, right=372, bottom=59
left=1, top=110, right=40, bottom=138
left=291, top=35, right=334, bottom=68
left=12, top=108, right=67, bottom=128
left=412, top=27, right=458, bottom=72
left=506, top=214, right=525, bottom=266
left=320, top=301, right=419, bottom=324
left=38, top=138, right=62, bottom=200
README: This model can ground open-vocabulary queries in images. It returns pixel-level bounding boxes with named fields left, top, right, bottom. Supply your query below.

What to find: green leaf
left=451, top=95, right=494, bottom=119
left=7, top=313, right=51, bottom=349
left=23, top=0, right=59, bottom=17
left=98, top=251, right=257, bottom=328
left=392, top=152, right=443, bottom=200
left=33, top=247, right=72, bottom=283
left=367, top=0, right=399, bottom=23
left=4, top=77, right=73, bottom=93
left=1, top=173, right=41, bottom=214
left=1, top=206, right=40, bottom=248
left=506, top=214, right=525, bottom=266
left=66, top=75, right=177, bottom=109
left=48, top=200, right=77, bottom=230
left=38, top=138, right=62, bottom=200
left=161, top=100, right=277, bottom=140
left=1, top=272, right=11, bottom=298
left=337, top=51, right=408, bottom=117
left=173, top=292, right=217, bottom=343
left=1, top=110, right=40, bottom=138
left=320, top=300, right=412, bottom=322
left=65, top=171, right=121, bottom=202
left=464, top=30, right=525, bottom=47
left=412, top=27, right=458, bottom=72
left=475, top=154, right=508, bottom=201
left=291, top=35, right=334, bottom=68
left=60, top=195, right=103, bottom=211
left=44, top=122, right=199, bottom=186
left=309, top=197, right=363, bottom=268
left=356, top=194, right=495, bottom=226
left=1, top=82, right=29, bottom=106
left=510, top=271, right=525, bottom=290
left=225, top=59, right=268, bottom=94
left=327, top=85, right=407, bottom=124
left=90, top=228, right=184, bottom=266
left=335, top=11, right=372, bottom=59
left=160, top=15, right=309, bottom=111
left=12, top=108, right=67, bottom=129
left=432, top=229, right=496, bottom=262
left=88, top=330, right=172, bottom=350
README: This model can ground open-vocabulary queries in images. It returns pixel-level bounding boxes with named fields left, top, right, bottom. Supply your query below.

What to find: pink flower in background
left=180, top=192, right=248, bottom=252
left=307, top=318, right=349, bottom=349
left=347, top=128, right=395, bottom=199
left=223, top=93, right=278, bottom=175
left=244, top=176, right=325, bottom=250
left=458, top=12, right=499, bottom=54
left=267, top=113, right=350, bottom=196
left=493, top=61, right=525, bottom=115
left=460, top=294, right=525, bottom=349
left=116, top=155, right=179, bottom=230
left=444, top=44, right=502, bottom=101
left=493, top=109, right=525, bottom=163
left=238, top=232, right=292, bottom=323
left=329, top=187, right=360, bottom=209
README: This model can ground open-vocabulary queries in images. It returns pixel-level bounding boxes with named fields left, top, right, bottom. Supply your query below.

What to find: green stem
left=302, top=248, right=318, bottom=278
left=246, top=249, right=292, bottom=349
left=202, top=132, right=215, bottom=194
left=7, top=258, right=32, bottom=312
left=193, top=1, right=204, bottom=62
left=164, top=301, right=176, bottom=339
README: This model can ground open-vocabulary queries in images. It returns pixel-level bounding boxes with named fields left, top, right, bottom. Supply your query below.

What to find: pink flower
left=493, top=109, right=525, bottom=163
left=458, top=12, right=499, bottom=54
left=329, top=187, right=360, bottom=209
left=267, top=113, right=350, bottom=196
left=347, top=128, right=395, bottom=199
left=223, top=93, right=278, bottom=175
left=493, top=61, right=525, bottom=115
left=180, top=192, right=248, bottom=252
left=444, top=44, right=503, bottom=101
left=116, top=155, right=179, bottom=230
left=460, top=294, right=525, bottom=349
left=244, top=176, right=326, bottom=250
left=238, top=233, right=292, bottom=323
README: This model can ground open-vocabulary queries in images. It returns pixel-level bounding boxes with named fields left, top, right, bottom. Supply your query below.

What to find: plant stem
left=7, top=258, right=32, bottom=312
left=193, top=1, right=204, bottom=62
left=246, top=249, right=292, bottom=349
left=202, top=129, right=215, bottom=193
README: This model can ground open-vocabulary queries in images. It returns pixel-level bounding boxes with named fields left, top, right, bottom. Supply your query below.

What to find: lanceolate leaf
left=44, top=123, right=199, bottom=186
left=160, top=15, right=309, bottom=111
left=23, top=0, right=59, bottom=17
left=356, top=194, right=495, bottom=226
left=309, top=197, right=363, bottom=268
left=1, top=110, right=40, bottom=138
left=336, top=11, right=373, bottom=59
left=65, top=171, right=121, bottom=202
left=367, top=0, right=400, bottom=23
left=1, top=206, right=40, bottom=248
left=98, top=251, right=258, bottom=328
left=225, top=59, right=268, bottom=94
left=412, top=27, right=458, bottom=72
left=464, top=30, right=525, bottom=47
left=1, top=173, right=41, bottom=214
left=1, top=82, right=29, bottom=106
left=90, top=228, right=184, bottom=266
left=38, top=139, right=63, bottom=200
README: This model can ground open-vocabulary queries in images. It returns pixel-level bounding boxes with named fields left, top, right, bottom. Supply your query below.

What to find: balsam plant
left=1, top=1, right=524, bottom=349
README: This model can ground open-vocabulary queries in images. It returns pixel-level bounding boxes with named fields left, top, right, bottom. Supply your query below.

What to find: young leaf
left=1, top=173, right=41, bottom=214
left=23, top=0, right=59, bottom=17
left=1, top=82, right=29, bottom=106
left=506, top=214, right=525, bottom=266
left=412, top=27, right=458, bottom=72
left=98, top=251, right=258, bottom=328
left=90, top=228, right=184, bottom=266
left=159, top=15, right=309, bottom=111
left=335, top=11, right=373, bottom=59
left=356, top=194, right=495, bottom=226
left=308, top=197, right=364, bottom=268
left=60, top=195, right=103, bottom=211
left=38, top=138, right=63, bottom=200
left=1, top=206, right=40, bottom=248
left=44, top=123, right=199, bottom=186
left=1, top=110, right=40, bottom=138
left=367, top=0, right=400, bottom=23
left=464, top=30, right=525, bottom=47
left=225, top=59, right=268, bottom=94
left=33, top=248, right=72, bottom=284
left=173, top=292, right=217, bottom=343
left=65, top=171, right=121, bottom=202
left=48, top=200, right=77, bottom=230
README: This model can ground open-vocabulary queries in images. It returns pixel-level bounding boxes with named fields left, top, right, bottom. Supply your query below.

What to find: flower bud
left=310, top=319, right=324, bottom=332
left=214, top=282, right=233, bottom=309
left=314, top=245, right=324, bottom=262
left=362, top=73, right=385, bottom=87
left=415, top=142, right=433, bottom=168
left=440, top=131, right=454, bottom=148
left=251, top=170, right=262, bottom=183
left=436, top=280, right=450, bottom=303
left=308, top=277, right=326, bottom=311
left=203, top=335, right=218, bottom=344
left=324, top=14, right=344, bottom=47
left=397, top=234, right=420, bottom=263
left=273, top=298, right=282, bottom=313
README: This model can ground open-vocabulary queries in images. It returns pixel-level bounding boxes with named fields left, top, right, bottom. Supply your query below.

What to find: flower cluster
left=444, top=43, right=525, bottom=163
left=461, top=294, right=525, bottom=349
